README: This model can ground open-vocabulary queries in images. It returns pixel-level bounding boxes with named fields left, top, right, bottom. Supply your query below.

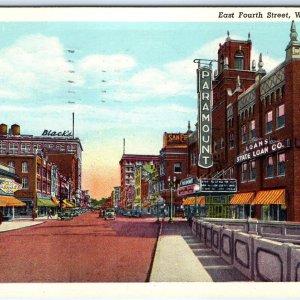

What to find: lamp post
left=168, top=176, right=176, bottom=224
left=194, top=183, right=201, bottom=218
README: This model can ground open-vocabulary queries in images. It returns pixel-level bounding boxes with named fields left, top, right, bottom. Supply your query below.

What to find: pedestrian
left=47, top=208, right=52, bottom=219
left=0, top=208, right=3, bottom=225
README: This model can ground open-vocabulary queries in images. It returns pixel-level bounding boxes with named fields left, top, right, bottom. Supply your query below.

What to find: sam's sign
left=42, top=130, right=72, bottom=137
left=198, top=66, right=213, bottom=168
left=236, top=138, right=290, bottom=163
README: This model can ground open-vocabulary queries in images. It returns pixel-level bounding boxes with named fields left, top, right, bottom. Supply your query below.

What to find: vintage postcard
left=1, top=5, right=300, bottom=299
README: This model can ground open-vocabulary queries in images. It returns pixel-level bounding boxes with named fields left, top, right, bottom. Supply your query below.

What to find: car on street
left=104, top=208, right=116, bottom=220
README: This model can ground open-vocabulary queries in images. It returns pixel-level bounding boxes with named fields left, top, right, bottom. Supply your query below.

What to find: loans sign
left=198, top=66, right=213, bottom=168
left=236, top=138, right=290, bottom=164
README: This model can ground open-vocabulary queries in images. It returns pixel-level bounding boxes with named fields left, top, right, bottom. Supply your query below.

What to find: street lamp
left=168, top=176, right=176, bottom=224
left=194, top=183, right=201, bottom=218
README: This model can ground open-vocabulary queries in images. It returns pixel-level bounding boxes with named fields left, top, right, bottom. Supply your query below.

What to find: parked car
left=131, top=209, right=142, bottom=218
left=104, top=208, right=116, bottom=220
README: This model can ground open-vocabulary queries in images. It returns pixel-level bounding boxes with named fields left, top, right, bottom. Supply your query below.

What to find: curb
left=146, top=220, right=164, bottom=282
left=0, top=220, right=46, bottom=233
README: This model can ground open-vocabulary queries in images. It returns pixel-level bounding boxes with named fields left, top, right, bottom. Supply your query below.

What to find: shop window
left=22, top=178, right=29, bottom=189
left=241, top=162, right=248, bottom=182
left=241, top=125, right=247, bottom=144
left=229, top=132, right=234, bottom=148
left=266, top=156, right=274, bottom=178
left=22, top=161, right=28, bottom=173
left=278, top=153, right=286, bottom=177
left=174, top=162, right=182, bottom=173
left=249, top=120, right=256, bottom=140
left=234, top=50, right=244, bottom=70
left=249, top=160, right=256, bottom=181
left=265, top=111, right=273, bottom=134
left=276, top=104, right=285, bottom=129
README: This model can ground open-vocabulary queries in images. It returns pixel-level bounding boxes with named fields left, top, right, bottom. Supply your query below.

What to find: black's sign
left=42, top=130, right=72, bottom=137
left=200, top=179, right=237, bottom=194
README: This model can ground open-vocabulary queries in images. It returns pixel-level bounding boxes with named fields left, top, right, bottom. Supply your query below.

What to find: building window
left=37, top=180, right=41, bottom=191
left=0, top=142, right=7, bottom=154
left=266, top=156, right=274, bottom=178
left=241, top=125, right=247, bottom=144
left=8, top=161, right=15, bottom=168
left=174, top=162, right=182, bottom=173
left=9, top=143, right=18, bottom=154
left=265, top=111, right=273, bottom=134
left=249, top=160, right=256, bottom=181
left=229, top=133, right=234, bottom=148
left=242, top=162, right=248, bottom=182
left=278, top=153, right=286, bottom=177
left=42, top=167, right=47, bottom=178
left=22, top=178, right=29, bottom=189
left=221, top=138, right=225, bottom=149
left=277, top=104, right=285, bottom=129
left=21, top=143, right=30, bottom=153
left=234, top=50, right=244, bottom=70
left=220, top=55, right=225, bottom=72
left=42, top=182, right=47, bottom=192
left=249, top=120, right=256, bottom=140
left=22, top=162, right=28, bottom=173
left=214, top=141, right=218, bottom=152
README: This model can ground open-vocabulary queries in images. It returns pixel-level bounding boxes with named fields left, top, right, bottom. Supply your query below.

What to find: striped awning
left=0, top=195, right=26, bottom=207
left=230, top=192, right=255, bottom=205
left=182, top=196, right=205, bottom=206
left=252, top=189, right=286, bottom=205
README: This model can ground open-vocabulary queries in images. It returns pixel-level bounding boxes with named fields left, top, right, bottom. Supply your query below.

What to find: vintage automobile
left=104, top=208, right=116, bottom=220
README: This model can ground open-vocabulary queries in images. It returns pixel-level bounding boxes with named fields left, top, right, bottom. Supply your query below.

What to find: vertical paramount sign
left=198, top=66, right=213, bottom=168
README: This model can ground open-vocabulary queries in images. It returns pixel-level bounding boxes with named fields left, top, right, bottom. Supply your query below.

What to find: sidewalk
left=149, top=218, right=250, bottom=282
left=0, top=215, right=57, bottom=233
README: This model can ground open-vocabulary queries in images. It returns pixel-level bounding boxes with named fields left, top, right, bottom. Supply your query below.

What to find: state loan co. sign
left=198, top=65, right=213, bottom=168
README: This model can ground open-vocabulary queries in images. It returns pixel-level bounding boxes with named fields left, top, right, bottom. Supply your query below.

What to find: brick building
left=0, top=124, right=83, bottom=201
left=188, top=22, right=300, bottom=222
left=159, top=132, right=189, bottom=215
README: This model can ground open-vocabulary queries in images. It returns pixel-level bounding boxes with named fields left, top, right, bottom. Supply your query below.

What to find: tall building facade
left=187, top=22, right=300, bottom=222
left=119, top=154, right=159, bottom=208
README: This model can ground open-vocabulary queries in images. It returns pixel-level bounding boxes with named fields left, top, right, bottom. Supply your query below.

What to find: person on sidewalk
left=47, top=208, right=53, bottom=219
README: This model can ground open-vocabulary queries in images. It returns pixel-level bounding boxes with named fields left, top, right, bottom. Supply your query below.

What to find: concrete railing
left=198, top=217, right=300, bottom=244
left=193, top=218, right=300, bottom=282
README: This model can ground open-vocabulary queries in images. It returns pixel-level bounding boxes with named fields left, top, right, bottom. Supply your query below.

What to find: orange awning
left=230, top=193, right=255, bottom=205
left=142, top=202, right=151, bottom=207
left=51, top=197, right=60, bottom=206
left=182, top=196, right=205, bottom=206
left=0, top=195, right=26, bottom=207
left=252, top=189, right=286, bottom=205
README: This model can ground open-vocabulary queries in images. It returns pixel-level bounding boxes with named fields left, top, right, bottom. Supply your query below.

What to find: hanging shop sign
left=198, top=65, right=213, bottom=168
left=200, top=179, right=237, bottom=194
left=0, top=179, right=22, bottom=194
left=41, top=130, right=72, bottom=137
left=236, top=138, right=290, bottom=164
left=177, top=176, right=201, bottom=197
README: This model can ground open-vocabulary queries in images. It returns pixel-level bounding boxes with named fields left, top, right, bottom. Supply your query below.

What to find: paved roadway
left=0, top=211, right=160, bottom=282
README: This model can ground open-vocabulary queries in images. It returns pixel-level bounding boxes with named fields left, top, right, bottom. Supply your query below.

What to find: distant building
left=119, top=154, right=159, bottom=208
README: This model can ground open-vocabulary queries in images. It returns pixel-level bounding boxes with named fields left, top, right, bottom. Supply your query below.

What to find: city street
left=0, top=212, right=160, bottom=282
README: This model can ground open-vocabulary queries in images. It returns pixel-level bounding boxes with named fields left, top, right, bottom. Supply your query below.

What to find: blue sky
left=0, top=20, right=294, bottom=197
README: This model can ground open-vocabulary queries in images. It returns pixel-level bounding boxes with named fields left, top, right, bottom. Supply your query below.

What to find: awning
left=230, top=192, right=255, bottom=205
left=37, top=199, right=58, bottom=207
left=62, top=199, right=74, bottom=208
left=182, top=196, right=205, bottom=206
left=0, top=195, right=26, bottom=207
left=51, top=197, right=60, bottom=206
left=252, top=189, right=286, bottom=205
left=142, top=202, right=151, bottom=207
